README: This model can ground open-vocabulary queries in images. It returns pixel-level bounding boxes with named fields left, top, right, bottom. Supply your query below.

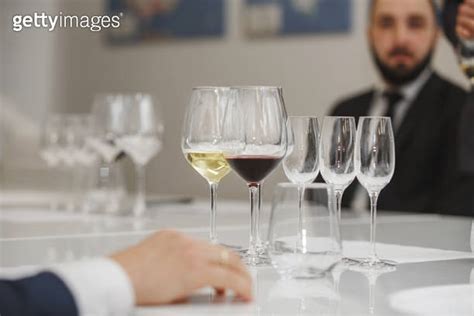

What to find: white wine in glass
left=182, top=87, right=231, bottom=245
left=184, top=151, right=230, bottom=184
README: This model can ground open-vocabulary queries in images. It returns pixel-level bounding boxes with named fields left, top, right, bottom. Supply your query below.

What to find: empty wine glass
left=283, top=116, right=320, bottom=253
left=40, top=115, right=63, bottom=168
left=114, top=93, right=164, bottom=217
left=40, top=114, right=65, bottom=211
left=320, top=117, right=357, bottom=223
left=89, top=94, right=125, bottom=164
left=222, top=86, right=288, bottom=266
left=182, top=87, right=231, bottom=244
left=88, top=94, right=130, bottom=215
left=355, top=116, right=396, bottom=268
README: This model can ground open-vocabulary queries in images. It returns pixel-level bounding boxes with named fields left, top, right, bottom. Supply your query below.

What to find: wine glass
left=182, top=87, right=231, bottom=244
left=88, top=94, right=130, bottom=215
left=221, top=86, right=288, bottom=266
left=355, top=116, right=396, bottom=268
left=40, top=114, right=65, bottom=211
left=89, top=94, right=126, bottom=164
left=114, top=93, right=164, bottom=217
left=40, top=114, right=63, bottom=168
left=282, top=116, right=320, bottom=253
left=320, top=117, right=357, bottom=221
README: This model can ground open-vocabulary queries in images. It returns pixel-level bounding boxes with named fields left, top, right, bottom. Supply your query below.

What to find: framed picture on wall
left=107, top=0, right=225, bottom=44
left=243, top=0, right=351, bottom=38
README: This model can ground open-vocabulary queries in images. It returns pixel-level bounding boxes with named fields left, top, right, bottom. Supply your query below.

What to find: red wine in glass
left=226, top=156, right=282, bottom=185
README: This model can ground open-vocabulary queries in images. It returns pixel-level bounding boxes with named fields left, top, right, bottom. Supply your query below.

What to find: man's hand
left=111, top=230, right=252, bottom=305
left=457, top=0, right=474, bottom=39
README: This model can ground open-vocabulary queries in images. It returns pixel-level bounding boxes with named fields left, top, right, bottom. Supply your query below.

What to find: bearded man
left=331, top=0, right=474, bottom=216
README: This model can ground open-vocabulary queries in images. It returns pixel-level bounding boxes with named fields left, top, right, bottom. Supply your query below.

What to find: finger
left=464, top=0, right=474, bottom=10
left=201, top=265, right=253, bottom=301
left=459, top=4, right=474, bottom=20
left=458, top=15, right=474, bottom=34
left=195, top=241, right=252, bottom=283
left=457, top=24, right=473, bottom=39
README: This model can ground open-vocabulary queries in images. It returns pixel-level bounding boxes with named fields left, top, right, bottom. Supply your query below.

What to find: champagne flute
left=222, top=86, right=288, bottom=266
left=355, top=116, right=396, bottom=268
left=282, top=116, right=320, bottom=253
left=115, top=93, right=164, bottom=217
left=182, top=87, right=231, bottom=244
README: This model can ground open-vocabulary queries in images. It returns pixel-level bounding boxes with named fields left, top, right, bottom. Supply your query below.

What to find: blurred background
left=0, top=0, right=468, bottom=203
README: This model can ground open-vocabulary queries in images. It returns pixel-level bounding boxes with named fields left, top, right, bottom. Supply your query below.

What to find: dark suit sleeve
left=0, top=272, right=79, bottom=316
left=443, top=0, right=462, bottom=47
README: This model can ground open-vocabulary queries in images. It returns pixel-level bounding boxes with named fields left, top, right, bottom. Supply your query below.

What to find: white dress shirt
left=351, top=69, right=433, bottom=212
left=50, top=258, right=135, bottom=316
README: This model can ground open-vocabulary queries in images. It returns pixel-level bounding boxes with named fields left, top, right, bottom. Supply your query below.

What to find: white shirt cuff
left=49, top=258, right=135, bottom=316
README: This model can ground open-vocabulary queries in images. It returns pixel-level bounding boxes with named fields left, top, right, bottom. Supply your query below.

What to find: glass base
left=239, top=249, right=272, bottom=267
left=351, top=257, right=397, bottom=270
left=340, top=257, right=361, bottom=266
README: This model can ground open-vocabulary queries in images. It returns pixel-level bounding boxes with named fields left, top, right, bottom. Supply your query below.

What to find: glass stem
left=248, top=183, right=261, bottom=256
left=369, top=191, right=380, bottom=261
left=209, top=182, right=218, bottom=244
left=297, top=184, right=306, bottom=253
left=256, top=184, right=262, bottom=247
left=334, top=189, right=343, bottom=224
left=134, top=163, right=146, bottom=217
left=368, top=276, right=377, bottom=315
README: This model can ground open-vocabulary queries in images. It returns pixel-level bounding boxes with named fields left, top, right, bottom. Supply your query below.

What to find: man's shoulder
left=430, top=72, right=467, bottom=100
left=331, top=88, right=375, bottom=116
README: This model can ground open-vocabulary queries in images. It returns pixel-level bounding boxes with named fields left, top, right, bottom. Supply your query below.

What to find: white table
left=1, top=199, right=473, bottom=315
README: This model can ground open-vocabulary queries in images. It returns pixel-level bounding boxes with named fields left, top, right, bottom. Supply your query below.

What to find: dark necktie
left=382, top=91, right=404, bottom=120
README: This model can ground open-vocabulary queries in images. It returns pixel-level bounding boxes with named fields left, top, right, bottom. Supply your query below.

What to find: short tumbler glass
left=268, top=183, right=342, bottom=279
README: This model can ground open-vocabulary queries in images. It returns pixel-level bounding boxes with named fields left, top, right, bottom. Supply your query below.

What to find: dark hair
left=369, top=0, right=438, bottom=22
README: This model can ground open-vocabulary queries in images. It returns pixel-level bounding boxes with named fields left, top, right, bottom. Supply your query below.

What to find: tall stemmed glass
left=115, top=94, right=164, bottom=217
left=222, top=86, right=287, bottom=266
left=355, top=116, right=396, bottom=268
left=282, top=116, right=320, bottom=253
left=182, top=87, right=231, bottom=244
left=40, top=115, right=64, bottom=211
left=89, top=94, right=124, bottom=165
left=320, top=117, right=357, bottom=224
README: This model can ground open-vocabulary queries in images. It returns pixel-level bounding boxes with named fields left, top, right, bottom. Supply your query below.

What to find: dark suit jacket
left=0, top=272, right=78, bottom=316
left=332, top=72, right=474, bottom=216
left=443, top=0, right=474, bottom=174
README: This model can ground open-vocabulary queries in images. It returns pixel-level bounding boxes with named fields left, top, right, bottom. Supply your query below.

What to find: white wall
left=0, top=0, right=469, bottom=200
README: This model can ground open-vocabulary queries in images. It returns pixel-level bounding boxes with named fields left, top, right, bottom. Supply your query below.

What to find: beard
left=370, top=46, right=434, bottom=87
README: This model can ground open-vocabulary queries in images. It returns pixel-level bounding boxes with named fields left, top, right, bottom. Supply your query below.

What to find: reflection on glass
left=263, top=274, right=340, bottom=315
left=350, top=264, right=396, bottom=315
